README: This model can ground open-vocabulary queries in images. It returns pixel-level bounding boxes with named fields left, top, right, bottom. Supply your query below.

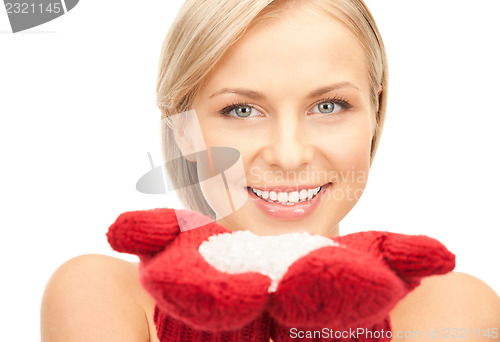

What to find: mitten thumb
left=335, top=231, right=455, bottom=290
left=381, top=232, right=456, bottom=289
left=107, top=208, right=212, bottom=258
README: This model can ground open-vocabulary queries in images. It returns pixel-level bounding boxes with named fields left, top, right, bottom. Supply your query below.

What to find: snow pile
left=198, top=230, right=338, bottom=292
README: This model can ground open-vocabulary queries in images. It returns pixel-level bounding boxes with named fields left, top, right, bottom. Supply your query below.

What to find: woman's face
left=189, top=6, right=376, bottom=236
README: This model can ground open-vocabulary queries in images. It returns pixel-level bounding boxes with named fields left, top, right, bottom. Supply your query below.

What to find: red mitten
left=107, top=208, right=455, bottom=342
left=268, top=231, right=455, bottom=342
left=153, top=309, right=272, bottom=342
left=107, top=208, right=273, bottom=341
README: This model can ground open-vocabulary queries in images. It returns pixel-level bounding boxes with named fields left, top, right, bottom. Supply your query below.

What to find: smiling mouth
left=246, top=183, right=330, bottom=206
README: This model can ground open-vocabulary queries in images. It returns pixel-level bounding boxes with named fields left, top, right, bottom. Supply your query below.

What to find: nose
left=260, top=112, right=314, bottom=171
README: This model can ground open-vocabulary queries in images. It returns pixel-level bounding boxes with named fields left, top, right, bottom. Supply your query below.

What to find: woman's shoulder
left=41, top=257, right=498, bottom=342
left=390, top=271, right=500, bottom=341
left=41, top=254, right=158, bottom=342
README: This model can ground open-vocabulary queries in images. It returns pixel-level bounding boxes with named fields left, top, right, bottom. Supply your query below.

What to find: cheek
left=336, top=144, right=371, bottom=200
left=335, top=134, right=372, bottom=172
left=322, top=120, right=373, bottom=193
left=197, top=121, right=257, bottom=174
left=324, top=118, right=372, bottom=165
left=198, top=176, right=238, bottom=220
left=192, top=118, right=251, bottom=219
left=195, top=115, right=244, bottom=149
left=196, top=151, right=250, bottom=220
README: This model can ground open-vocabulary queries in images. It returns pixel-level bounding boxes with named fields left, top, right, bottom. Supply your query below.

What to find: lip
left=247, top=184, right=324, bottom=193
left=247, top=183, right=331, bottom=221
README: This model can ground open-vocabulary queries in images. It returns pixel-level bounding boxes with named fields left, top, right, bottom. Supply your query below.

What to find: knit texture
left=154, top=308, right=273, bottom=342
left=107, top=208, right=456, bottom=342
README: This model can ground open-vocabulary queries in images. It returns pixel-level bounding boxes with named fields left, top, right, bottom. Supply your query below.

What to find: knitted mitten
left=267, top=231, right=455, bottom=342
left=153, top=309, right=272, bottom=342
left=107, top=208, right=455, bottom=342
left=107, top=208, right=273, bottom=341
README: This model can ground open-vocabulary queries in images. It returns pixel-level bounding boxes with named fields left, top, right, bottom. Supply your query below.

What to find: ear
left=374, top=85, right=384, bottom=130
left=369, top=86, right=384, bottom=151
left=173, top=123, right=197, bottom=162
left=170, top=109, right=207, bottom=163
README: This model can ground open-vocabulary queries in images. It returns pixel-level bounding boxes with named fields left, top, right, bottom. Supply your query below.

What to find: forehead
left=199, top=4, right=369, bottom=99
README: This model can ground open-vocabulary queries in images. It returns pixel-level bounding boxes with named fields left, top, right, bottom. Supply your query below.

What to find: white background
left=0, top=0, right=498, bottom=340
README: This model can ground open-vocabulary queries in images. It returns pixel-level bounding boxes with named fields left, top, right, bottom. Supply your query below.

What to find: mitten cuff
left=154, top=306, right=272, bottom=342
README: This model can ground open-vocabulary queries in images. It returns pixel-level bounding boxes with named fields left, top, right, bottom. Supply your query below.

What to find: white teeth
left=307, top=189, right=314, bottom=200
left=269, top=191, right=278, bottom=201
left=277, top=192, right=288, bottom=203
left=288, top=191, right=299, bottom=203
left=251, top=186, right=324, bottom=205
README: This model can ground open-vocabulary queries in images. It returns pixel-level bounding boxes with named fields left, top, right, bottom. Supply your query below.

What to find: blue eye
left=311, top=101, right=343, bottom=114
left=220, top=103, right=263, bottom=118
left=234, top=106, right=253, bottom=117
left=309, top=97, right=352, bottom=115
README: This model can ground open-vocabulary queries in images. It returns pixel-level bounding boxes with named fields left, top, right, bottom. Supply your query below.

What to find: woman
left=41, top=0, right=500, bottom=341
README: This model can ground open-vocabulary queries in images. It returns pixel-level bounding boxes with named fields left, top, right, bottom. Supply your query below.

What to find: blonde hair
left=157, top=0, right=388, bottom=217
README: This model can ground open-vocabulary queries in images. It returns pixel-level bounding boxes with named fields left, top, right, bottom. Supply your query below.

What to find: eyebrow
left=209, top=82, right=360, bottom=100
left=209, top=88, right=265, bottom=100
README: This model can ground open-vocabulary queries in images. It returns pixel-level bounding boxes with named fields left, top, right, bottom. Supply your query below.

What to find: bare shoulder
left=41, top=254, right=158, bottom=342
left=390, top=272, right=500, bottom=341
